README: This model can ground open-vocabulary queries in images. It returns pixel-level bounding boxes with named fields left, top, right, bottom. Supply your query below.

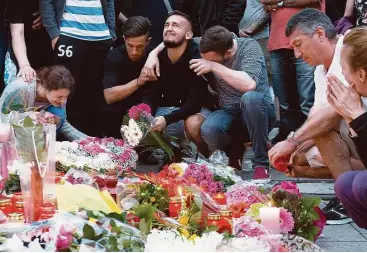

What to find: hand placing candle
left=259, top=207, right=281, bottom=234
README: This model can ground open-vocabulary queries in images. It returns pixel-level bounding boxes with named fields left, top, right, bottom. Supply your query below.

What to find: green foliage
left=4, top=173, right=20, bottom=194
left=272, top=191, right=322, bottom=242
left=213, top=175, right=235, bottom=189
left=135, top=183, right=169, bottom=211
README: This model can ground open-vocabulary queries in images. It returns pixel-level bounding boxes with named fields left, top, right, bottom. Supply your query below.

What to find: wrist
left=19, top=64, right=30, bottom=69
left=137, top=78, right=144, bottom=87
left=286, top=131, right=301, bottom=148
left=351, top=108, right=367, bottom=120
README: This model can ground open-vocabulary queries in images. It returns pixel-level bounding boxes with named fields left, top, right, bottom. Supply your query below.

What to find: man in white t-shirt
left=268, top=8, right=366, bottom=225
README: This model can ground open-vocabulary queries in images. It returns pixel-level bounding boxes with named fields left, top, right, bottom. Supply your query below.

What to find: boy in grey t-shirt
left=190, top=26, right=276, bottom=183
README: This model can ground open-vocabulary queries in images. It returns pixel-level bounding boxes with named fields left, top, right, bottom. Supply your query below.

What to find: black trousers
left=53, top=35, right=113, bottom=136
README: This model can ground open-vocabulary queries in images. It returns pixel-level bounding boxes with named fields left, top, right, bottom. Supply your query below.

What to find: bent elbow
left=248, top=80, right=256, bottom=91
left=103, top=90, right=114, bottom=104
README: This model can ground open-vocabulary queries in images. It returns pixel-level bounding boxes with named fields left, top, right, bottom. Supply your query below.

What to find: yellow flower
left=178, top=215, right=189, bottom=225
left=178, top=228, right=190, bottom=238
left=88, top=218, right=98, bottom=224
left=150, top=197, right=156, bottom=202
left=188, top=234, right=198, bottom=241
left=170, top=164, right=183, bottom=176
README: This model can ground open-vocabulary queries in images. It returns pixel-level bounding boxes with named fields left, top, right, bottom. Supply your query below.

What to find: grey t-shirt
left=238, top=0, right=269, bottom=40
left=214, top=37, right=272, bottom=114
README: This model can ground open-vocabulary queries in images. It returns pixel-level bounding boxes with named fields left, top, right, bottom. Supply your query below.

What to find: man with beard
left=143, top=11, right=210, bottom=157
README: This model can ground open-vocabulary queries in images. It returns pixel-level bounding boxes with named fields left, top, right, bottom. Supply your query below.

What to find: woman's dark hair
left=37, top=65, right=75, bottom=92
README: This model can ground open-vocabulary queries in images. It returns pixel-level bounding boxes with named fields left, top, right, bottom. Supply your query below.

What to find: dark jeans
left=335, top=171, right=367, bottom=228
left=201, top=91, right=276, bottom=168
left=0, top=29, right=7, bottom=93
left=270, top=49, right=315, bottom=133
left=53, top=35, right=113, bottom=136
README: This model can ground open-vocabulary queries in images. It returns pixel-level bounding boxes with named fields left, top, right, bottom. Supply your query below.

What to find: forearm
left=344, top=0, right=355, bottom=17
left=293, top=104, right=342, bottom=144
left=104, top=78, right=139, bottom=104
left=244, top=12, right=270, bottom=34
left=39, top=0, right=60, bottom=40
left=10, top=25, right=30, bottom=68
left=211, top=62, right=256, bottom=92
left=150, top=42, right=165, bottom=57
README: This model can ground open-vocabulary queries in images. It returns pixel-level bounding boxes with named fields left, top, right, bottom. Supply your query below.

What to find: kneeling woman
left=327, top=27, right=367, bottom=228
left=0, top=65, right=87, bottom=141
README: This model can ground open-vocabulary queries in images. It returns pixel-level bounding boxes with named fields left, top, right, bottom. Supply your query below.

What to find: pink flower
left=272, top=181, right=302, bottom=197
left=138, top=103, right=152, bottom=114
left=55, top=234, right=73, bottom=250
left=128, top=106, right=140, bottom=120
left=279, top=208, right=295, bottom=233
left=200, top=180, right=210, bottom=189
left=234, top=216, right=270, bottom=238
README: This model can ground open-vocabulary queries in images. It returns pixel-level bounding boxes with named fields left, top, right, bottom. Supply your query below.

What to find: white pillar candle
left=259, top=207, right=281, bottom=234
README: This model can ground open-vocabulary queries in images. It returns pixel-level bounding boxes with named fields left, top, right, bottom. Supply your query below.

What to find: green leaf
left=106, top=212, right=127, bottom=223
left=303, top=226, right=320, bottom=242
left=23, top=116, right=34, bottom=128
left=138, top=218, right=149, bottom=235
left=308, top=208, right=320, bottom=221
left=82, top=224, right=96, bottom=240
left=301, top=197, right=321, bottom=211
left=246, top=203, right=266, bottom=218
left=190, top=211, right=203, bottom=225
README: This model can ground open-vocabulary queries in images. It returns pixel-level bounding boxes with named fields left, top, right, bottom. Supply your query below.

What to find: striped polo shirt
left=60, top=0, right=111, bottom=41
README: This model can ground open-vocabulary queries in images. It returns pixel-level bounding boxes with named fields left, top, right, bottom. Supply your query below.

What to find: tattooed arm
left=239, top=11, right=270, bottom=37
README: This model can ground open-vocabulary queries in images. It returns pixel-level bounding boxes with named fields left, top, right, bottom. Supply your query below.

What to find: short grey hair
left=285, top=8, right=337, bottom=40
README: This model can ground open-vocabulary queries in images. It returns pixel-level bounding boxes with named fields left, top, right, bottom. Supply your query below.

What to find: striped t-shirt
left=60, top=0, right=111, bottom=41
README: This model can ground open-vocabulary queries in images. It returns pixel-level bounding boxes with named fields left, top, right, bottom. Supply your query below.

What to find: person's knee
left=351, top=172, right=367, bottom=201
left=335, top=172, right=356, bottom=199
left=240, top=91, right=263, bottom=108
left=184, top=114, right=205, bottom=136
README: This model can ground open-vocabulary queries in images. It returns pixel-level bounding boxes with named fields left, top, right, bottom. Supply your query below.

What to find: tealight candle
left=259, top=207, right=281, bottom=234
left=213, top=193, right=227, bottom=205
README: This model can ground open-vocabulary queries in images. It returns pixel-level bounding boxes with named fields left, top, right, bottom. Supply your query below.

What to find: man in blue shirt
left=40, top=0, right=115, bottom=136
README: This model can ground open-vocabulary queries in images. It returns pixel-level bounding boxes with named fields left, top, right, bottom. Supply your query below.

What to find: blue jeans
left=335, top=171, right=367, bottom=228
left=270, top=49, right=315, bottom=131
left=0, top=29, right=7, bottom=92
left=201, top=91, right=276, bottom=167
left=45, top=106, right=66, bottom=133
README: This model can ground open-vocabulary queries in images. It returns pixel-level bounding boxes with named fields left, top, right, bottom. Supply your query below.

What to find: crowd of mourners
left=0, top=0, right=366, bottom=230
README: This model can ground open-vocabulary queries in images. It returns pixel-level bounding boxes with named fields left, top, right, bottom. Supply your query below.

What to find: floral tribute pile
left=0, top=158, right=326, bottom=252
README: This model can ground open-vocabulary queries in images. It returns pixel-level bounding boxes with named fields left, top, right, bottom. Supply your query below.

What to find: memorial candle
left=259, top=207, right=281, bottom=234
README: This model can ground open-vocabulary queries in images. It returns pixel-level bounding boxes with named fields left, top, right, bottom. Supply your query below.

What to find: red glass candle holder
left=207, top=213, right=221, bottom=229
left=169, top=197, right=181, bottom=218
left=14, top=201, right=25, bottom=214
left=219, top=210, right=233, bottom=233
left=213, top=193, right=227, bottom=205
left=274, top=155, right=291, bottom=172
left=0, top=198, right=13, bottom=216
left=8, top=212, right=24, bottom=223
left=12, top=192, right=23, bottom=206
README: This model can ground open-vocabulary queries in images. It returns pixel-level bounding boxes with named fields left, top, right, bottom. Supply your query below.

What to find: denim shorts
left=155, top=107, right=211, bottom=141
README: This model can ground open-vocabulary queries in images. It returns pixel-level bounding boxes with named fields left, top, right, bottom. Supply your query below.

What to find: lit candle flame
left=268, top=201, right=272, bottom=207
left=177, top=186, right=183, bottom=196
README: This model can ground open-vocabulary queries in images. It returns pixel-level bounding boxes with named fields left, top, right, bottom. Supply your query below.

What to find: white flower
left=121, top=197, right=139, bottom=211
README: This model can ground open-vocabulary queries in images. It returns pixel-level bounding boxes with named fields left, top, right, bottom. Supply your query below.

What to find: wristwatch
left=277, top=1, right=284, bottom=7
left=286, top=131, right=300, bottom=147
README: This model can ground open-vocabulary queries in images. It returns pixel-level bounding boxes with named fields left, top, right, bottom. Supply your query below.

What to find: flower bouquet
left=121, top=104, right=175, bottom=161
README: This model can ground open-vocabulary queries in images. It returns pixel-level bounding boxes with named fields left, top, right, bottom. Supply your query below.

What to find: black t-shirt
left=326, top=0, right=347, bottom=23
left=8, top=0, right=53, bottom=70
left=102, top=44, right=152, bottom=137
left=103, top=44, right=153, bottom=111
